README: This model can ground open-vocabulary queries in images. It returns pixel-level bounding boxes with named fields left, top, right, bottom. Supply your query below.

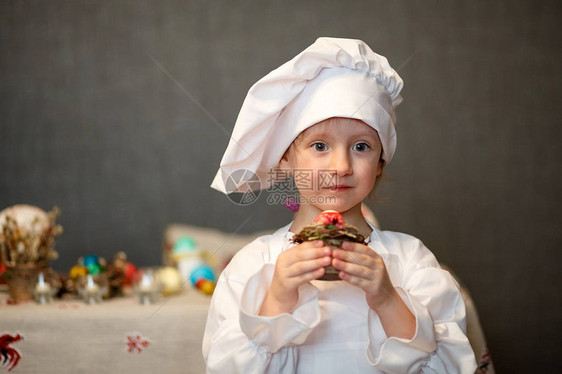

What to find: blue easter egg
left=189, top=265, right=215, bottom=286
left=83, top=255, right=99, bottom=267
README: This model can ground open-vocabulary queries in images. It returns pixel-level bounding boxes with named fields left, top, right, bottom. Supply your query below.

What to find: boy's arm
left=202, top=242, right=321, bottom=373
left=365, top=238, right=478, bottom=373
left=373, top=288, right=416, bottom=340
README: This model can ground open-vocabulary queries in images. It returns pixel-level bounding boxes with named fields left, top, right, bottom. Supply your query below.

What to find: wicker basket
left=5, top=263, right=46, bottom=303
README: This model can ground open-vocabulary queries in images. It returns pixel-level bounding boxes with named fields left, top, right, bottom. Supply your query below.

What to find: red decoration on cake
left=312, top=210, right=345, bottom=229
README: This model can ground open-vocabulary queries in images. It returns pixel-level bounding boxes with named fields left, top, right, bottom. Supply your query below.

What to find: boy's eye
left=353, top=143, right=370, bottom=152
left=312, top=143, right=327, bottom=151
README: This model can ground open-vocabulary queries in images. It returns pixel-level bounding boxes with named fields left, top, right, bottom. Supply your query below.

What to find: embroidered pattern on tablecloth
left=0, top=333, right=23, bottom=371
left=125, top=332, right=151, bottom=353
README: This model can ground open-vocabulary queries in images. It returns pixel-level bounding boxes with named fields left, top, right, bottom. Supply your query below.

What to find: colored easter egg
left=189, top=265, right=215, bottom=286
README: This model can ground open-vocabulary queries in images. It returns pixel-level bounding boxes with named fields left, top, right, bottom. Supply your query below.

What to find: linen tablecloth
left=1, top=287, right=211, bottom=373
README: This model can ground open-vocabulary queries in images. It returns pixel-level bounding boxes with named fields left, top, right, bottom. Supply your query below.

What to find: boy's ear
left=376, top=159, right=385, bottom=177
left=278, top=149, right=291, bottom=170
left=278, top=155, right=286, bottom=168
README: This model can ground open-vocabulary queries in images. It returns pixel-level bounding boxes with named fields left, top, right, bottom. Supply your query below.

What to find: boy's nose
left=331, top=150, right=353, bottom=177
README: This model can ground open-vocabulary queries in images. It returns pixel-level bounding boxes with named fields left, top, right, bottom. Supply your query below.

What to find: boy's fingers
left=332, top=249, right=373, bottom=267
left=291, top=242, right=330, bottom=261
left=287, top=256, right=331, bottom=277
left=341, top=242, right=377, bottom=255
left=332, top=256, right=375, bottom=278
left=297, top=267, right=325, bottom=283
left=338, top=271, right=370, bottom=288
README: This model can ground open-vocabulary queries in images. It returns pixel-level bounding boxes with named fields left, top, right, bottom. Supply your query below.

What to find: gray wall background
left=1, top=1, right=560, bottom=372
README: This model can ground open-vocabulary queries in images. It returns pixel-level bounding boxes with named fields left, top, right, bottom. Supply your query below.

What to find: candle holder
left=78, top=274, right=104, bottom=304
left=33, top=272, right=58, bottom=304
left=134, top=268, right=162, bottom=305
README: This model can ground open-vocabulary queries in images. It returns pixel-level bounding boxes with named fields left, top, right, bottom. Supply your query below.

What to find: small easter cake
left=291, top=210, right=367, bottom=281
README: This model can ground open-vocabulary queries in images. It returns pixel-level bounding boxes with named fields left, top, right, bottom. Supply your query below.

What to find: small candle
left=138, top=269, right=159, bottom=305
left=86, top=274, right=99, bottom=292
left=34, top=272, right=53, bottom=304
left=139, top=272, right=154, bottom=292
left=82, top=274, right=101, bottom=304
left=35, top=272, right=51, bottom=292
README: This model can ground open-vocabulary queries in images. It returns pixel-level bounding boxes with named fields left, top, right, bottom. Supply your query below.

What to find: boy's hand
left=331, top=242, right=397, bottom=312
left=331, top=241, right=416, bottom=339
left=258, top=240, right=331, bottom=316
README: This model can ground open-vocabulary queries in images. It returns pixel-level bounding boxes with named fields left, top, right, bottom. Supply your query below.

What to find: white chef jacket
left=202, top=220, right=477, bottom=373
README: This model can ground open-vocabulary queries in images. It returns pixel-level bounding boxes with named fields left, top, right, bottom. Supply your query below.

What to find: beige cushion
left=162, top=223, right=273, bottom=273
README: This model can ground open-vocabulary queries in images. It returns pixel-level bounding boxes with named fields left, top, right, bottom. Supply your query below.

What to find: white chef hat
left=211, top=37, right=404, bottom=194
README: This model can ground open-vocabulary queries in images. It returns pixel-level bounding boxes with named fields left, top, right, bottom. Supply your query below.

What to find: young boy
left=204, top=37, right=477, bottom=373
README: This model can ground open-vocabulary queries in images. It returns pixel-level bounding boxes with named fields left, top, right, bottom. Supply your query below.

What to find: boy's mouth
left=325, top=185, right=351, bottom=191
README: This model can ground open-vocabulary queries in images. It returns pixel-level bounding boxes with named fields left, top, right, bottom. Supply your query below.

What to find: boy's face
left=278, top=117, right=384, bottom=214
